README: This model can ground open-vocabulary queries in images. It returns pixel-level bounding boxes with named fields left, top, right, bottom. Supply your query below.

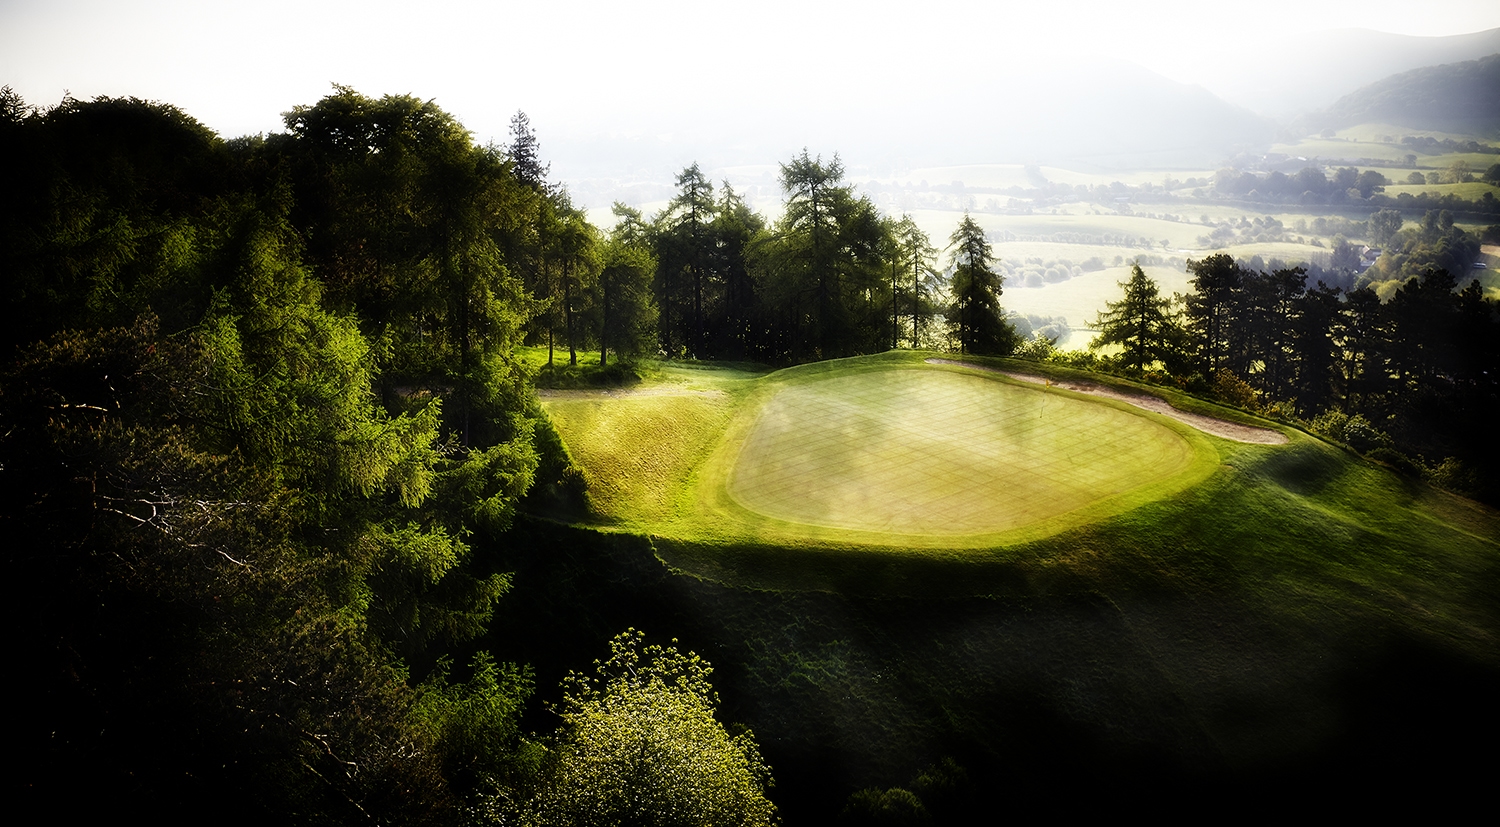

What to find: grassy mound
left=727, top=367, right=1194, bottom=535
left=540, top=351, right=1228, bottom=562
left=513, top=351, right=1500, bottom=817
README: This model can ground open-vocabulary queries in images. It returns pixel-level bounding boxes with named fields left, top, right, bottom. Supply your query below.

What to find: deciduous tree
left=529, top=630, right=777, bottom=826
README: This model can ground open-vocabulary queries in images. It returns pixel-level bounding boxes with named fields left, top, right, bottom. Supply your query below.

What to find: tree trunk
left=565, top=259, right=576, bottom=366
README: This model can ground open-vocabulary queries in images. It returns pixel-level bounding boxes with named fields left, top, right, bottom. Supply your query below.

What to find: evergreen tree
left=553, top=206, right=601, bottom=367
left=1090, top=264, right=1176, bottom=374
left=894, top=215, right=940, bottom=349
left=707, top=182, right=765, bottom=358
left=597, top=204, right=659, bottom=366
left=656, top=163, right=715, bottom=356
left=1290, top=280, right=1345, bottom=413
left=1184, top=253, right=1245, bottom=377
left=749, top=150, right=895, bottom=360
left=944, top=214, right=1015, bottom=356
left=507, top=109, right=550, bottom=192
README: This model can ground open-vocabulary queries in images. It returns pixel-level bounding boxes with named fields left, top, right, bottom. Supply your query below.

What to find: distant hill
left=1200, top=27, right=1500, bottom=118
left=1309, top=53, right=1500, bottom=134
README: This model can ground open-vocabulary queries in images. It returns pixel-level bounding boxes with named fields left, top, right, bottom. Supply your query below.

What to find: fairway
left=727, top=368, right=1195, bottom=535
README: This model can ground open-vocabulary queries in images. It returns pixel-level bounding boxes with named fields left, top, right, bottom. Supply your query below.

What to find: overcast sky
left=4, top=0, right=1498, bottom=175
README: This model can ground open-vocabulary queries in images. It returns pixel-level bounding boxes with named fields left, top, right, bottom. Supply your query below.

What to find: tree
left=707, top=182, right=765, bottom=359
left=656, top=163, right=715, bottom=356
left=1184, top=253, right=1245, bottom=376
left=1370, top=209, right=1404, bottom=247
left=508, top=110, right=550, bottom=192
left=1090, top=264, right=1176, bottom=374
left=596, top=204, right=659, bottom=366
left=1290, top=279, right=1345, bottom=412
left=277, top=87, right=538, bottom=446
left=944, top=214, right=1016, bottom=356
left=750, top=150, right=895, bottom=360
left=529, top=630, right=778, bottom=826
left=552, top=206, right=601, bottom=366
left=2, top=90, right=547, bottom=821
left=777, top=149, right=846, bottom=358
left=894, top=215, right=940, bottom=349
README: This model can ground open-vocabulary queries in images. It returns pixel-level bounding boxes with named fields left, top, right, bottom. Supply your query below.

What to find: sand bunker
left=926, top=359, right=1287, bottom=445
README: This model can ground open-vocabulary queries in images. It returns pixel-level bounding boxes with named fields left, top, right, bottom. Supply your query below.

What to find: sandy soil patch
left=926, top=359, right=1288, bottom=445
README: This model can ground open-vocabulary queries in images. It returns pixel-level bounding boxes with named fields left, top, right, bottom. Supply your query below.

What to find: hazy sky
left=4, top=0, right=1498, bottom=175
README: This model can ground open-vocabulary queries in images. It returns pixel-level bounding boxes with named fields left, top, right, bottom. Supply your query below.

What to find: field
left=503, top=350, right=1500, bottom=819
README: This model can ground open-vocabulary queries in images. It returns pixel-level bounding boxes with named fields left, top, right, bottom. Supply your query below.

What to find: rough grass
left=498, top=366, right=1500, bottom=818
left=537, top=359, right=763, bottom=522
left=542, top=389, right=737, bottom=522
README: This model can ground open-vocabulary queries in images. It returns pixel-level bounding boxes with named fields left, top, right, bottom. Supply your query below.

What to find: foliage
left=524, top=630, right=778, bottom=827
left=840, top=788, right=930, bottom=825
left=1089, top=264, right=1181, bottom=375
left=1210, top=368, right=1260, bottom=411
left=893, top=215, right=942, bottom=349
left=412, top=653, right=538, bottom=800
left=944, top=213, right=1017, bottom=356
left=748, top=151, right=899, bottom=361
left=1, top=87, right=554, bottom=822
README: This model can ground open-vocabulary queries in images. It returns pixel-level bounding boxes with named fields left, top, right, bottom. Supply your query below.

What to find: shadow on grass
left=470, top=516, right=1500, bottom=822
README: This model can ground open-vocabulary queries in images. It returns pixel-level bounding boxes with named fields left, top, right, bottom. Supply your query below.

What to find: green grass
left=543, top=352, right=1226, bottom=559
left=543, top=388, right=739, bottom=523
left=511, top=350, right=1500, bottom=813
left=725, top=367, right=1194, bottom=536
left=536, top=357, right=765, bottom=521
left=1382, top=181, right=1500, bottom=199
left=1270, top=138, right=1414, bottom=163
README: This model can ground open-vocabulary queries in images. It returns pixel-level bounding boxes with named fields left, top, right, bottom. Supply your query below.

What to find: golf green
left=725, top=368, right=1195, bottom=535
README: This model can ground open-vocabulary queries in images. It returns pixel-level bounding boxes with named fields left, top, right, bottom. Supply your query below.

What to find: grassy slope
left=546, top=352, right=1221, bottom=556
left=510, top=354, right=1500, bottom=817
left=724, top=367, right=1193, bottom=535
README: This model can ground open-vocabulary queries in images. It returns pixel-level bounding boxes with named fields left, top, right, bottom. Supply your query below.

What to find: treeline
left=1214, top=165, right=1390, bottom=203
left=1078, top=254, right=1499, bottom=500
left=1, top=88, right=776, bottom=823
left=549, top=154, right=1012, bottom=364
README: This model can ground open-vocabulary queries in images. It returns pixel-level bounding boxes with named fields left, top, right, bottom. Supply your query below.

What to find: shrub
left=1210, top=369, right=1259, bottom=411
left=527, top=630, right=777, bottom=827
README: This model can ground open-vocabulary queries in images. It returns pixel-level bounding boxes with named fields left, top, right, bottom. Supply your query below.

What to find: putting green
left=725, top=368, right=1196, bottom=535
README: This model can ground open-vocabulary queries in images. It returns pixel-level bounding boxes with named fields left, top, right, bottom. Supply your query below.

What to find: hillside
left=523, top=352, right=1500, bottom=819
left=1310, top=52, right=1500, bottom=134
left=1202, top=27, right=1500, bottom=118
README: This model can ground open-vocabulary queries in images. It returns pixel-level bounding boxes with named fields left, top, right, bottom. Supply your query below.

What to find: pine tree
left=895, top=215, right=940, bottom=349
left=507, top=109, right=550, bottom=191
left=944, top=214, right=1015, bottom=356
left=1184, top=253, right=1245, bottom=376
left=1091, top=264, right=1176, bottom=375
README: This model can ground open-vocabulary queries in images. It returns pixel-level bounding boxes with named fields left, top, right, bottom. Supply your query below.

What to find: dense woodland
left=3, top=85, right=1499, bottom=822
left=1080, top=253, right=1499, bottom=501
left=0, top=88, right=775, bottom=824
